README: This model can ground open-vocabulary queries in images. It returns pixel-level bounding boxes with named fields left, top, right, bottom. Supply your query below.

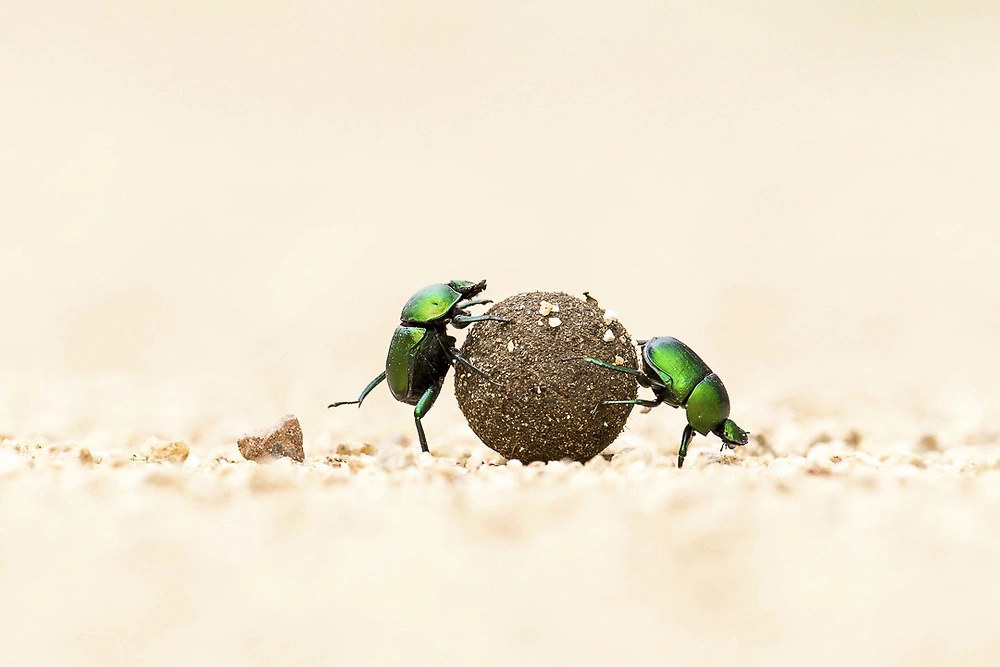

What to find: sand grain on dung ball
left=455, top=291, right=638, bottom=462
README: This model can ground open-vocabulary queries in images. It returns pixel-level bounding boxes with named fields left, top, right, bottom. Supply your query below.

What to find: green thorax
left=400, top=283, right=462, bottom=324
left=643, top=336, right=713, bottom=404
left=685, top=373, right=731, bottom=436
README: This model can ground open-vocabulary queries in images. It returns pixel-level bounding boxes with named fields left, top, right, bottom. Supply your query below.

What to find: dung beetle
left=572, top=336, right=749, bottom=468
left=329, top=280, right=505, bottom=453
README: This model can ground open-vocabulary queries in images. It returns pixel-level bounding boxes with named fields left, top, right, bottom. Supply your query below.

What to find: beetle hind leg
left=329, top=371, right=387, bottom=409
left=590, top=398, right=661, bottom=415
left=449, top=348, right=489, bottom=377
left=565, top=356, right=655, bottom=386
left=434, top=335, right=498, bottom=384
left=413, top=380, right=444, bottom=453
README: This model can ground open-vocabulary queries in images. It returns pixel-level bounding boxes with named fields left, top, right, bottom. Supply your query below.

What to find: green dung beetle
left=572, top=336, right=749, bottom=468
left=329, top=280, right=505, bottom=453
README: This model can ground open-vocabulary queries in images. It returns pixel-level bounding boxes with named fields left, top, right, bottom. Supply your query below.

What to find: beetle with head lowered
left=571, top=336, right=749, bottom=468
left=329, top=280, right=506, bottom=453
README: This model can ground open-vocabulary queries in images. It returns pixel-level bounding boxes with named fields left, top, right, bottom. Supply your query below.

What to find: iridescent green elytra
left=574, top=336, right=749, bottom=468
left=329, top=280, right=506, bottom=453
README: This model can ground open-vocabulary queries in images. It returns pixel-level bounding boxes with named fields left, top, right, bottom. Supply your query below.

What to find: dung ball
left=454, top=291, right=638, bottom=462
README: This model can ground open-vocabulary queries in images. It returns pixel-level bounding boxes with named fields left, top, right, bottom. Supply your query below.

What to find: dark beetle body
left=386, top=326, right=453, bottom=405
left=330, top=280, right=504, bottom=453
left=578, top=335, right=748, bottom=468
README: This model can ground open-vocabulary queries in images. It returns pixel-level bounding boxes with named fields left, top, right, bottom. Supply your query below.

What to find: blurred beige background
left=2, top=3, right=1000, bottom=665
left=3, top=0, right=999, bottom=444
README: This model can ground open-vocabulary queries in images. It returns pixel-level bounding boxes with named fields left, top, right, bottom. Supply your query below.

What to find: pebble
left=603, top=329, right=615, bottom=342
left=143, top=438, right=190, bottom=464
left=237, top=415, right=305, bottom=463
left=603, top=309, right=618, bottom=324
left=548, top=317, right=562, bottom=327
left=78, top=448, right=95, bottom=466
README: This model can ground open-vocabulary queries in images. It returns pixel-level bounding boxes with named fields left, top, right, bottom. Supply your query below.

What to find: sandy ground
left=4, top=1, right=1000, bottom=665
left=3, top=396, right=1000, bottom=666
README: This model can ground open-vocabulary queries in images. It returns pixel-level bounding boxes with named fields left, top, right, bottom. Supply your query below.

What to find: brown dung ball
left=455, top=291, right=638, bottom=462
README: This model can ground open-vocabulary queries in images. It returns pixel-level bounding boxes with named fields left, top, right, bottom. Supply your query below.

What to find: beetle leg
left=677, top=424, right=695, bottom=469
left=449, top=349, right=490, bottom=379
left=590, top=398, right=661, bottom=415
left=413, top=380, right=444, bottom=453
left=328, top=371, right=387, bottom=409
left=437, top=338, right=502, bottom=386
left=455, top=298, right=493, bottom=309
left=567, top=356, right=645, bottom=377
left=433, top=335, right=486, bottom=377
left=451, top=314, right=510, bottom=329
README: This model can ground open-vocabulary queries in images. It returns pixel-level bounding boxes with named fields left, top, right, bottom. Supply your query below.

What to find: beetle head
left=717, top=419, right=749, bottom=447
left=448, top=279, right=488, bottom=298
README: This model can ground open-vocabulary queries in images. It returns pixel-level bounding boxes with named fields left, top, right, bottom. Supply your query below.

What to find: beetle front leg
left=413, top=380, right=444, bottom=453
left=455, top=298, right=493, bottom=309
left=677, top=424, right=695, bottom=469
left=451, top=314, right=509, bottom=328
left=328, top=371, right=387, bottom=409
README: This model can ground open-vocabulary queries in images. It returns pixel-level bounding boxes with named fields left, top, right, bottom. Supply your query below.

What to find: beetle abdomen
left=643, top=336, right=712, bottom=404
left=385, top=326, right=452, bottom=404
left=685, top=373, right=731, bottom=436
left=386, top=326, right=426, bottom=401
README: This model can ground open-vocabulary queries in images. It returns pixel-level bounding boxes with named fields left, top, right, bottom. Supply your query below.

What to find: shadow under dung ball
left=455, top=291, right=638, bottom=462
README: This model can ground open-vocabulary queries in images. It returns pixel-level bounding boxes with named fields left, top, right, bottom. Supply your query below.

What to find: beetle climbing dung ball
left=454, top=291, right=638, bottom=462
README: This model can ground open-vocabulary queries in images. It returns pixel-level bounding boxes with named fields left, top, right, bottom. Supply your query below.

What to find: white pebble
left=550, top=303, right=560, bottom=313
left=507, top=340, right=515, bottom=352
left=603, top=329, right=615, bottom=342
left=603, top=309, right=618, bottom=324
left=548, top=317, right=562, bottom=327
left=539, top=300, right=554, bottom=316
left=615, top=355, right=625, bottom=365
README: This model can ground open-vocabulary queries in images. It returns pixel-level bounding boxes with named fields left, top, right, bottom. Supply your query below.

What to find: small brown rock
left=143, top=438, right=190, bottom=464
left=918, top=434, right=939, bottom=452
left=238, top=415, right=305, bottom=463
left=78, top=448, right=94, bottom=466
